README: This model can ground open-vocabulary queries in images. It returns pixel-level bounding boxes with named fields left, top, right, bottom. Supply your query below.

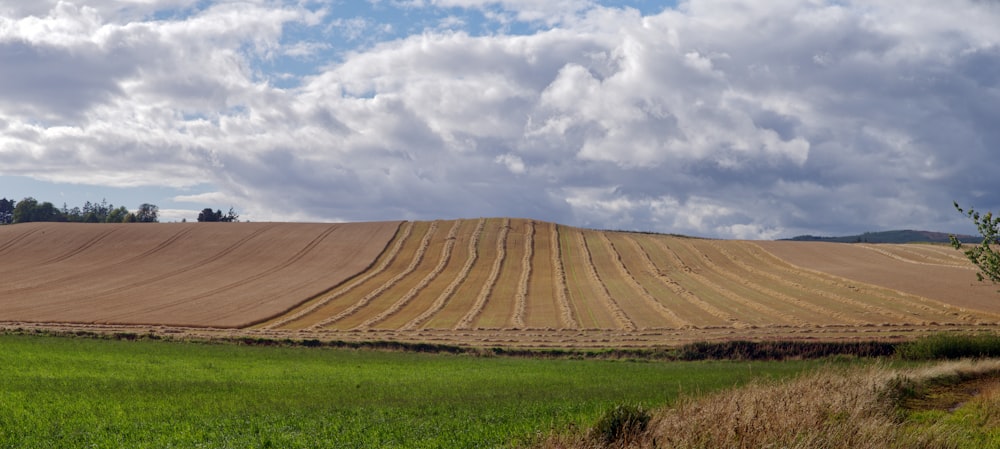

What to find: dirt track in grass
left=2, top=219, right=998, bottom=347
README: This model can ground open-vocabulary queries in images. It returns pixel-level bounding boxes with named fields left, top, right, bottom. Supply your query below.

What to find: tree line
left=0, top=197, right=159, bottom=224
left=0, top=197, right=241, bottom=225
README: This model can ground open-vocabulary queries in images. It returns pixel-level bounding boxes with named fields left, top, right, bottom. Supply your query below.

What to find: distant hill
left=783, top=229, right=980, bottom=244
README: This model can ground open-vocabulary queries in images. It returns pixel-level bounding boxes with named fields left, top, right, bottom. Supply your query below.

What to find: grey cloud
left=0, top=39, right=134, bottom=120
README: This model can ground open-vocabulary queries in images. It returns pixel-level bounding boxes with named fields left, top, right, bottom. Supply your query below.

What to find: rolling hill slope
left=0, top=221, right=399, bottom=327
left=1, top=219, right=998, bottom=346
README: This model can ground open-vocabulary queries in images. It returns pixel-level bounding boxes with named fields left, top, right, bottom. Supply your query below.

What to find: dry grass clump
left=539, top=359, right=1000, bottom=449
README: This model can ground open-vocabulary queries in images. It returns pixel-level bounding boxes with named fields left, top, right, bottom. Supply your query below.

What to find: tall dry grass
left=539, top=359, right=1000, bottom=449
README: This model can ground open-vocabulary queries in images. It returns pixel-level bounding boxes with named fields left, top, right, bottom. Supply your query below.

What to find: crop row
left=263, top=219, right=1000, bottom=332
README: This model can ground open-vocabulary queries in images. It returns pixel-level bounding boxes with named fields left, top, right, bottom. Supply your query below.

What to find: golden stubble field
left=2, top=219, right=998, bottom=347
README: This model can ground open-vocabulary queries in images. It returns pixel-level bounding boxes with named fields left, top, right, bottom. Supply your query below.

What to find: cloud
left=495, top=153, right=525, bottom=174
left=0, top=1, right=312, bottom=181
left=429, top=0, right=595, bottom=24
left=1, top=0, right=999, bottom=238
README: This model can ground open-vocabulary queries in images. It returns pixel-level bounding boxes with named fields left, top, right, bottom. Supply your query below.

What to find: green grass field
left=0, top=334, right=833, bottom=448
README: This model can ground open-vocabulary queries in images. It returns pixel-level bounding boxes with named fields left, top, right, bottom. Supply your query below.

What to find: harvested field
left=755, top=240, right=1000, bottom=315
left=0, top=221, right=400, bottom=328
left=2, top=219, right=1000, bottom=347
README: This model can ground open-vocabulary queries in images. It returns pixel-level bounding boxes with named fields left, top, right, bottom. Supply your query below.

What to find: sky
left=1, top=0, right=998, bottom=239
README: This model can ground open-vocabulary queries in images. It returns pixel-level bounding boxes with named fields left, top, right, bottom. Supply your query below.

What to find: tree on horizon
left=0, top=198, right=14, bottom=224
left=197, top=207, right=238, bottom=222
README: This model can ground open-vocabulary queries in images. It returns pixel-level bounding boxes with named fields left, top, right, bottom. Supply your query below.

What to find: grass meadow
left=0, top=334, right=832, bottom=448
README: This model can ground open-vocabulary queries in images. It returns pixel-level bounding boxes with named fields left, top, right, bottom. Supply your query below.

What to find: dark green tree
left=106, top=206, right=130, bottom=223
left=951, top=202, right=1000, bottom=284
left=135, top=203, right=159, bottom=223
left=34, top=201, right=63, bottom=222
left=197, top=207, right=238, bottom=222
left=197, top=208, right=221, bottom=222
left=12, top=197, right=38, bottom=223
left=12, top=197, right=62, bottom=223
left=0, top=198, right=14, bottom=224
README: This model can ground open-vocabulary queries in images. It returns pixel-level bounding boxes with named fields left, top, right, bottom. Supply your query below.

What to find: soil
left=2, top=220, right=999, bottom=347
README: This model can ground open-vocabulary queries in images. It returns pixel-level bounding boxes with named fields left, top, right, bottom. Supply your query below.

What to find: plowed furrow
left=353, top=220, right=462, bottom=330
left=59, top=224, right=277, bottom=302
left=101, top=225, right=344, bottom=321
left=455, top=219, right=508, bottom=330
left=560, top=227, right=617, bottom=329
left=472, top=219, right=525, bottom=329
left=641, top=236, right=775, bottom=326
left=403, top=219, right=486, bottom=330
left=680, top=239, right=860, bottom=325
left=551, top=224, right=578, bottom=329
left=39, top=228, right=120, bottom=265
left=0, top=227, right=195, bottom=295
left=202, top=225, right=342, bottom=296
left=746, top=242, right=982, bottom=323
left=655, top=238, right=806, bottom=326
left=909, top=244, right=978, bottom=264
left=600, top=233, right=689, bottom=329
left=310, top=221, right=439, bottom=329
left=522, top=221, right=560, bottom=329
left=884, top=245, right=973, bottom=268
left=417, top=221, right=501, bottom=329
left=719, top=241, right=921, bottom=323
left=859, top=244, right=978, bottom=270
left=263, top=221, right=413, bottom=329
left=712, top=241, right=893, bottom=324
left=622, top=235, right=738, bottom=327
left=0, top=226, right=42, bottom=256
left=509, top=220, right=534, bottom=329
left=576, top=231, right=636, bottom=331
left=134, top=227, right=196, bottom=259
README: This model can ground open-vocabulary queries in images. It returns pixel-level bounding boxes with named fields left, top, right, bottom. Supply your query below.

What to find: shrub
left=677, top=340, right=896, bottom=361
left=590, top=403, right=651, bottom=446
left=896, top=333, right=1000, bottom=360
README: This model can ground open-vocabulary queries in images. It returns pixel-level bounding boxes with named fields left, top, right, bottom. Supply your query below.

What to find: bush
left=896, top=333, right=1000, bottom=360
left=676, top=340, right=896, bottom=361
left=590, top=403, right=651, bottom=446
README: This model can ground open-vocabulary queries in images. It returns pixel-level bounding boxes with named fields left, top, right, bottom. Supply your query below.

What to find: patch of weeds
left=590, top=403, right=651, bottom=447
left=882, top=374, right=924, bottom=413
left=896, top=333, right=1000, bottom=360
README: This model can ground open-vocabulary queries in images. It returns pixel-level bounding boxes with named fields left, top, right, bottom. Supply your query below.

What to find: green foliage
left=0, top=197, right=14, bottom=224
left=0, top=334, right=827, bottom=449
left=107, top=206, right=130, bottom=223
left=909, top=396, right=1000, bottom=448
left=198, top=207, right=239, bottom=222
left=951, top=202, right=1000, bottom=284
left=136, top=203, right=159, bottom=223
left=591, top=403, right=651, bottom=446
left=896, top=333, right=1000, bottom=360
left=2, top=197, right=147, bottom=224
left=12, top=197, right=62, bottom=223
